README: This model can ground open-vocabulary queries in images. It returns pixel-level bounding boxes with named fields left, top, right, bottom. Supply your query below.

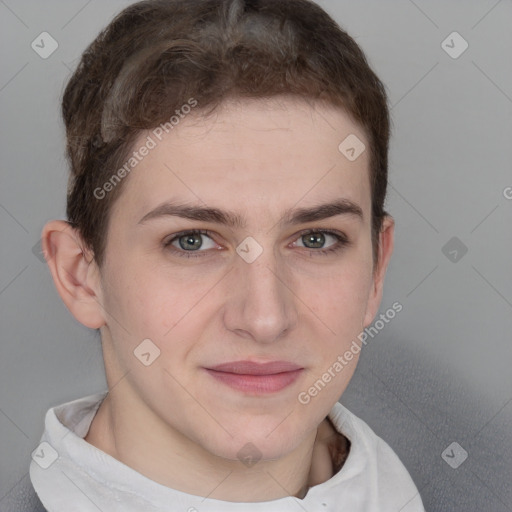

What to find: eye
left=163, top=228, right=350, bottom=259
left=292, top=229, right=349, bottom=255
left=163, top=229, right=218, bottom=258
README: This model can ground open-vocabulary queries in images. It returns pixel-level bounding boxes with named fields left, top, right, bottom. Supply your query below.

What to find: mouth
left=204, top=360, right=304, bottom=394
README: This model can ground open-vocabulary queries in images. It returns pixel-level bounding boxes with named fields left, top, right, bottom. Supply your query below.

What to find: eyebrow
left=137, top=198, right=363, bottom=229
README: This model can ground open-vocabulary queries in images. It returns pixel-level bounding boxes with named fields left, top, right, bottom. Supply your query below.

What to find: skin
left=42, top=96, right=394, bottom=502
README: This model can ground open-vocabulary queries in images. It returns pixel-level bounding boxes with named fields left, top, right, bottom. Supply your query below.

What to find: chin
left=201, top=422, right=308, bottom=464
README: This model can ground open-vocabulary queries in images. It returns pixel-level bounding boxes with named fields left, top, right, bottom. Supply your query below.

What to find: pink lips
left=204, top=360, right=304, bottom=394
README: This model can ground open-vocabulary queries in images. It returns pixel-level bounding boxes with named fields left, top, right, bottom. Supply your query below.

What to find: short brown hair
left=63, top=0, right=390, bottom=267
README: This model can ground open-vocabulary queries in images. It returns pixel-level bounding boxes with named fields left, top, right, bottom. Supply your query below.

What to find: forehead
left=111, top=97, right=371, bottom=225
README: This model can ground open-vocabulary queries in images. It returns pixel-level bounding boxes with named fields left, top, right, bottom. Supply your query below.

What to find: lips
left=204, top=360, right=304, bottom=394
left=207, top=360, right=303, bottom=375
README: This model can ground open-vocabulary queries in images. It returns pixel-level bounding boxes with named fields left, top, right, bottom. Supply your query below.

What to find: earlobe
left=41, top=220, right=105, bottom=329
left=363, top=216, right=395, bottom=328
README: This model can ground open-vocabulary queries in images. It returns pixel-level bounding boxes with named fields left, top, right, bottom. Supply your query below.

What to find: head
left=43, top=0, right=394, bottom=463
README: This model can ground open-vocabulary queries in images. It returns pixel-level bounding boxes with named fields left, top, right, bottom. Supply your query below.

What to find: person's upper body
left=29, top=392, right=425, bottom=512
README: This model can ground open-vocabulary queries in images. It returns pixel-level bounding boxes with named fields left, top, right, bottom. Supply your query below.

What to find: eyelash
left=163, top=228, right=350, bottom=259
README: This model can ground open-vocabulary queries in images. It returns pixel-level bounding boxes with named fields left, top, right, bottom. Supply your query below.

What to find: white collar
left=30, top=392, right=424, bottom=511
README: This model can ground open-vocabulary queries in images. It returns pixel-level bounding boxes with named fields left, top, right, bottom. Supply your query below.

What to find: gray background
left=1, top=0, right=511, bottom=510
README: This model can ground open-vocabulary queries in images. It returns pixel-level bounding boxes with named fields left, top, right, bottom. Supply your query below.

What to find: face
left=91, top=97, right=390, bottom=462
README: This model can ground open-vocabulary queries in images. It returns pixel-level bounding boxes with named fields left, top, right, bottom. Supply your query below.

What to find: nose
left=222, top=249, right=299, bottom=344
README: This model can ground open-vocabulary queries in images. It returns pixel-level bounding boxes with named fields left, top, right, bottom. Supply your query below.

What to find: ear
left=41, top=220, right=105, bottom=329
left=363, top=215, right=395, bottom=328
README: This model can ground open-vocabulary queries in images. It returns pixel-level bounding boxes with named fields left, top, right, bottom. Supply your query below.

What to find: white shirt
left=30, top=392, right=425, bottom=511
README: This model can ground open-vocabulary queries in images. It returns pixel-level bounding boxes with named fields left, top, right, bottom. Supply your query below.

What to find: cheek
left=296, top=265, right=371, bottom=406
left=305, top=260, right=373, bottom=331
left=98, top=258, right=165, bottom=354
left=102, top=259, right=218, bottom=351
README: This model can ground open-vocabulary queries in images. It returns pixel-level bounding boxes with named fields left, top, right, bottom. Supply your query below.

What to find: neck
left=84, top=388, right=337, bottom=502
